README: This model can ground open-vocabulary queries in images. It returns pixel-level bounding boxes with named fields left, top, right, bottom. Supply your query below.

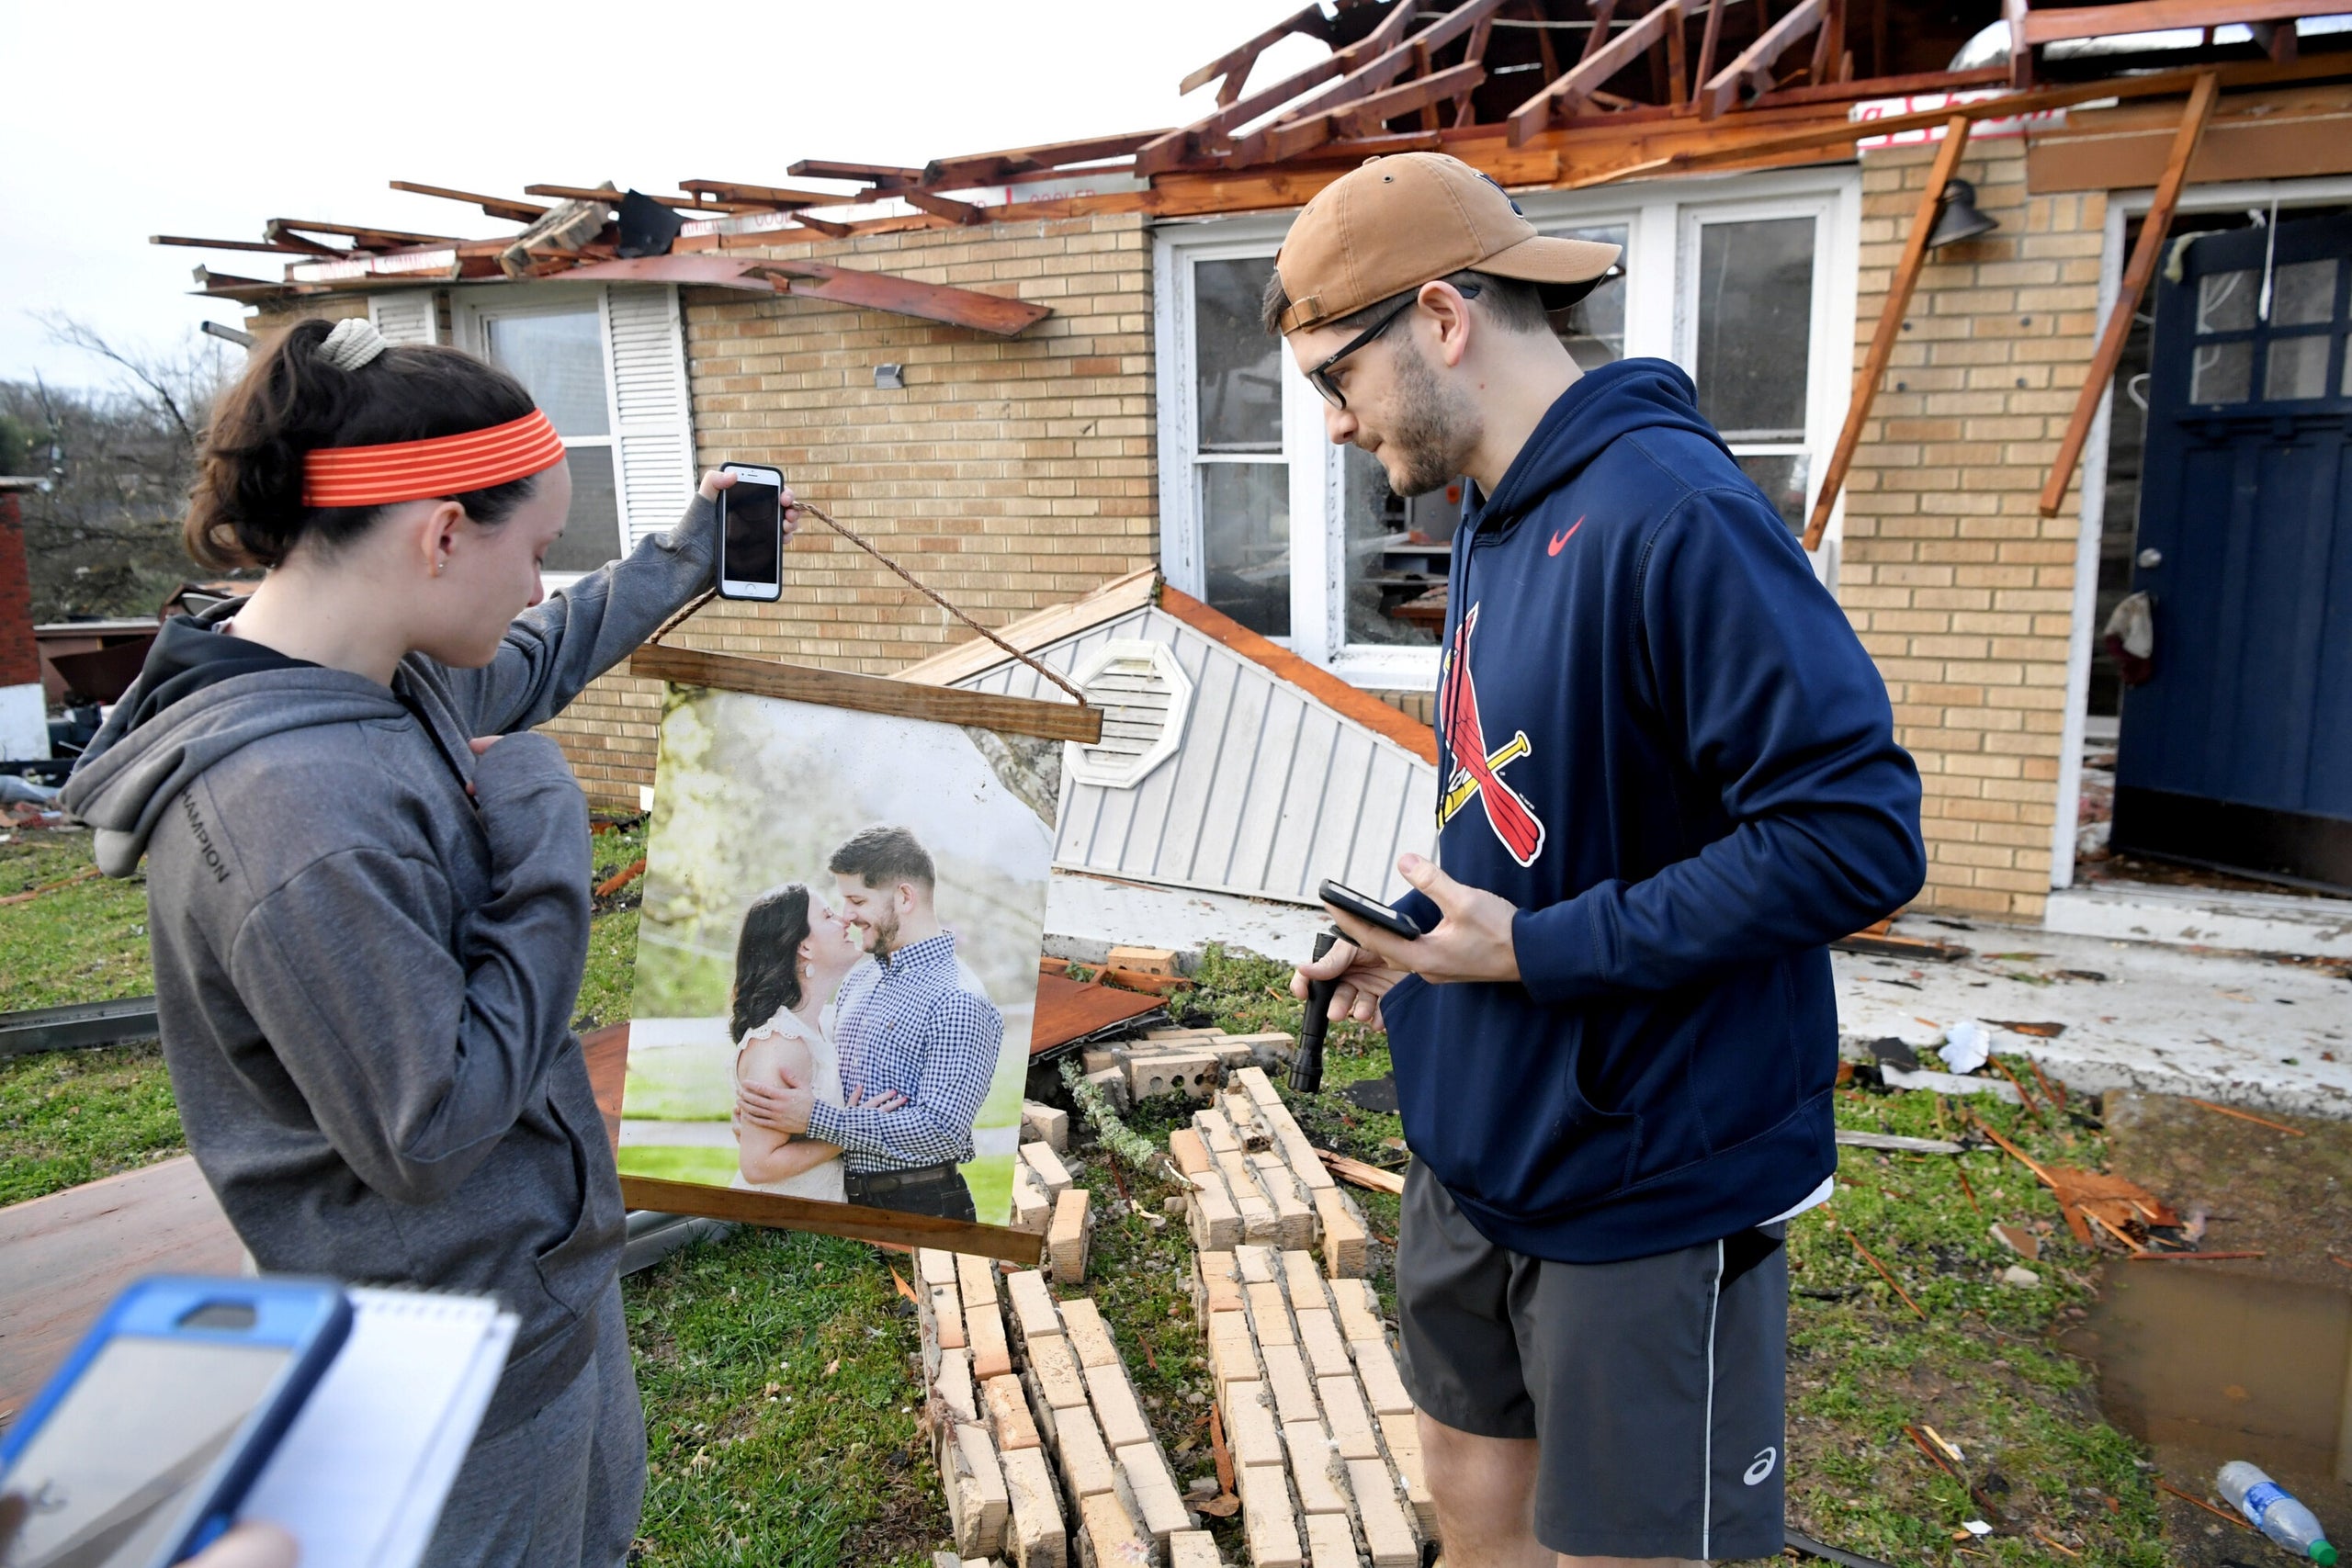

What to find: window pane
left=2190, top=341, right=2253, bottom=404
left=483, top=310, right=610, bottom=437
left=1201, top=462, right=1289, bottom=636
left=1736, top=453, right=1810, bottom=534
left=1195, top=257, right=1283, bottom=454
left=1549, top=223, right=1627, bottom=371
left=546, top=446, right=622, bottom=573
left=2271, top=259, right=2338, bottom=326
left=1340, top=446, right=1453, bottom=648
left=1693, top=218, right=1815, bottom=442
left=2195, top=269, right=2257, bottom=334
left=2265, top=334, right=2332, bottom=400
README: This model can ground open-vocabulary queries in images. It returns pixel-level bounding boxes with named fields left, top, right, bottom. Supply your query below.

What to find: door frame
left=2050, top=173, right=2352, bottom=891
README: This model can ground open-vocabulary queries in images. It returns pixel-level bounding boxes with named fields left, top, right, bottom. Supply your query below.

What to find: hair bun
left=316, top=318, right=390, bottom=372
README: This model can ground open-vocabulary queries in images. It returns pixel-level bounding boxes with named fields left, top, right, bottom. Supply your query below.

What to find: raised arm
left=429, top=493, right=718, bottom=738
left=225, top=734, right=592, bottom=1204
left=808, top=991, right=1001, bottom=1168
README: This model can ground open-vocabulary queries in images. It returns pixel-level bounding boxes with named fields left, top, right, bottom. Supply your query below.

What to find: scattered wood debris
left=2183, top=1098, right=2307, bottom=1138
left=1317, top=1152, right=1406, bottom=1199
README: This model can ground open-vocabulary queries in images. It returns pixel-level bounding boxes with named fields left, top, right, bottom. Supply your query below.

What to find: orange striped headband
left=300, top=410, right=567, bottom=508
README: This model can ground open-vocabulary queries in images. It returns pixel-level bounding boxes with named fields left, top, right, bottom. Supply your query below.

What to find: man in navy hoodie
left=1275, top=153, right=1926, bottom=1565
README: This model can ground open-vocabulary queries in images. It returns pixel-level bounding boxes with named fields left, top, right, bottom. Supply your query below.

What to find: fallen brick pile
left=920, top=1247, right=1216, bottom=1566
left=1171, top=1067, right=1368, bottom=1279
left=1077, top=1030, right=1298, bottom=1113
left=1193, top=1243, right=1430, bottom=1568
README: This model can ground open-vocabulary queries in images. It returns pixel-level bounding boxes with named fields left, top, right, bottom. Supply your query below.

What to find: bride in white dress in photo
left=727, top=883, right=872, bottom=1201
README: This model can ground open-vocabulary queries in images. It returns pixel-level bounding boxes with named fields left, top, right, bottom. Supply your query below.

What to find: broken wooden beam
left=751, top=258, right=1052, bottom=336
left=1803, top=114, right=1973, bottom=550
left=152, top=234, right=340, bottom=256
left=1139, top=0, right=1432, bottom=175
left=2039, top=71, right=2219, bottom=517
left=787, top=158, right=925, bottom=188
left=389, top=180, right=548, bottom=223
left=1179, top=1, right=1337, bottom=99
left=1700, top=0, right=1827, bottom=116
left=267, top=217, right=462, bottom=248
left=902, top=189, right=989, bottom=226
left=676, top=178, right=850, bottom=209
left=2018, top=0, right=2342, bottom=47
left=1509, top=0, right=1686, bottom=142
left=523, top=184, right=741, bottom=215
left=921, top=130, right=1170, bottom=188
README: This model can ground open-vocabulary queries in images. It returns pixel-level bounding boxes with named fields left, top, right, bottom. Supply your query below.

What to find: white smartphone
left=718, top=463, right=786, bottom=602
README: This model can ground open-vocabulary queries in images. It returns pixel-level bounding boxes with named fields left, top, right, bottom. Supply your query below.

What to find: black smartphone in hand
left=718, top=463, right=785, bottom=602
left=1317, top=879, right=1425, bottom=940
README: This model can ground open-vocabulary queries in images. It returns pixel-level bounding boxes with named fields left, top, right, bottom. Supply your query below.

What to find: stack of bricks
left=920, top=1247, right=1216, bottom=1567
left=1193, top=1244, right=1430, bottom=1568
left=1170, top=1067, right=1369, bottom=1280
left=1078, top=1030, right=1296, bottom=1115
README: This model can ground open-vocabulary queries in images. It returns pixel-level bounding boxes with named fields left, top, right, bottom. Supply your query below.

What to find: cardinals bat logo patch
left=1435, top=604, right=1546, bottom=867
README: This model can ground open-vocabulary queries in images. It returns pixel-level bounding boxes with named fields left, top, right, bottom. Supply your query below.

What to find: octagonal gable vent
left=1065, top=638, right=1193, bottom=789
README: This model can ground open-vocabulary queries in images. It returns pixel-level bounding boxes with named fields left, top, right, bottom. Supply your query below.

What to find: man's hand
left=1317, top=852, right=1523, bottom=990
left=735, top=1078, right=814, bottom=1135
left=845, top=1083, right=909, bottom=1113
left=1290, top=936, right=1405, bottom=1031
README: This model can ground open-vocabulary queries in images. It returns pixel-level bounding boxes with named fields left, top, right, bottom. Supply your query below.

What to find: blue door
left=2114, top=211, right=2352, bottom=891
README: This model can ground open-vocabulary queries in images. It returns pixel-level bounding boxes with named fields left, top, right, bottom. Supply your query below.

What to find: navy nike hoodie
left=1379, top=357, right=1926, bottom=1264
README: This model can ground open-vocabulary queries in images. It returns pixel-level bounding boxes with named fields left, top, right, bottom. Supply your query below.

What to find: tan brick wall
left=1838, top=139, right=2104, bottom=920
left=537, top=215, right=1158, bottom=805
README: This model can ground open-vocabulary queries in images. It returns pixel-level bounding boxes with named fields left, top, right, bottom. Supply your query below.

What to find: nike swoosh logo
left=1548, top=517, right=1584, bottom=556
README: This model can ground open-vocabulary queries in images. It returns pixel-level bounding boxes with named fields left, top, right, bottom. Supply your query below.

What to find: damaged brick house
left=169, top=0, right=2352, bottom=932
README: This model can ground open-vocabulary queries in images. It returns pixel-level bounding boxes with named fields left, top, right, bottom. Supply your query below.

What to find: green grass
left=617, top=1145, right=742, bottom=1184
left=0, top=831, right=154, bottom=1012
left=624, top=1224, right=946, bottom=1565
left=0, top=1040, right=184, bottom=1205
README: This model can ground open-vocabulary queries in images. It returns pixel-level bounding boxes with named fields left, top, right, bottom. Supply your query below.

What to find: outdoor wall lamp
left=1927, top=179, right=1999, bottom=249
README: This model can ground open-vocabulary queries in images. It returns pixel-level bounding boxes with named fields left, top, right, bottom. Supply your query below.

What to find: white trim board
left=2045, top=880, right=2352, bottom=961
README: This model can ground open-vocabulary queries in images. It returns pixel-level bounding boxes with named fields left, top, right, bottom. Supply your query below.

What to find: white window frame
left=1154, top=165, right=1860, bottom=690
left=453, top=282, right=628, bottom=586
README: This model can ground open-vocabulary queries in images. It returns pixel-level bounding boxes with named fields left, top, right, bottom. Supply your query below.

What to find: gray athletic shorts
left=1396, top=1162, right=1789, bottom=1561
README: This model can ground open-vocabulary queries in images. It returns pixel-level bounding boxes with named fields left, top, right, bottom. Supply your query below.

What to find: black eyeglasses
left=1304, top=284, right=1481, bottom=410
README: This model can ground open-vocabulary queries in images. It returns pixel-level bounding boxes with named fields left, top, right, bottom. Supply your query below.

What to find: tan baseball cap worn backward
left=1274, top=152, right=1622, bottom=335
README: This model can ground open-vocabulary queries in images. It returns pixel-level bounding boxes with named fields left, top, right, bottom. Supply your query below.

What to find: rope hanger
left=646, top=498, right=1092, bottom=709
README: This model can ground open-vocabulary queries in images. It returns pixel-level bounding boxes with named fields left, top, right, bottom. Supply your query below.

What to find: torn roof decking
left=899, top=571, right=1440, bottom=910
left=163, top=0, right=2352, bottom=315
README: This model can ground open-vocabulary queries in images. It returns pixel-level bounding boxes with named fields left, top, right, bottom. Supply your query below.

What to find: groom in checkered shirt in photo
left=734, top=825, right=1002, bottom=1221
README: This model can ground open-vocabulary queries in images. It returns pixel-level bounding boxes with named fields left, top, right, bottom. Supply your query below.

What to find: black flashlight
left=1292, top=925, right=1345, bottom=1095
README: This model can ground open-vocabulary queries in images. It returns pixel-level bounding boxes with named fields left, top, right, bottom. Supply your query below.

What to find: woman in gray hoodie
left=61, top=316, right=794, bottom=1565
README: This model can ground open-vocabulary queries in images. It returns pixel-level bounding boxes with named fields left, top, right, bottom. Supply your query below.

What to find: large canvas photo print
left=621, top=682, right=1058, bottom=1227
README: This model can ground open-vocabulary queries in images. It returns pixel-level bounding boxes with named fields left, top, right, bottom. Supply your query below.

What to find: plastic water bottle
left=2217, top=1462, right=2336, bottom=1564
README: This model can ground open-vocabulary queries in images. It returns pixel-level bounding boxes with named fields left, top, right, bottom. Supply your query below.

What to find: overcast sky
left=1, top=2, right=1324, bottom=395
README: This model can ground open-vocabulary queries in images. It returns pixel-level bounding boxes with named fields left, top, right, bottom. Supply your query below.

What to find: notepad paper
left=238, top=1287, right=516, bottom=1568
